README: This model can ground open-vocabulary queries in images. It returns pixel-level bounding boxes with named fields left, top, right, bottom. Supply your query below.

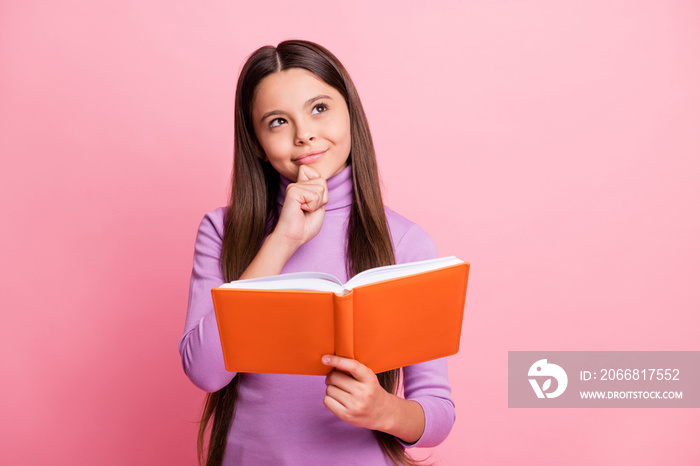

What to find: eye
left=311, top=103, right=328, bottom=115
left=268, top=117, right=286, bottom=128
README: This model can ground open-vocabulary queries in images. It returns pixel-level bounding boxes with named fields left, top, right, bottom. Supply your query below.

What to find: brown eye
left=311, top=103, right=328, bottom=115
left=269, top=118, right=286, bottom=128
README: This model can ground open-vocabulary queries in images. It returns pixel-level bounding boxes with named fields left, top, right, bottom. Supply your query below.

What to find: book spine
left=333, top=292, right=354, bottom=359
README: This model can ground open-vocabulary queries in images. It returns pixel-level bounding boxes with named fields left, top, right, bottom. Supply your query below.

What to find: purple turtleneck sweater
left=180, top=166, right=455, bottom=465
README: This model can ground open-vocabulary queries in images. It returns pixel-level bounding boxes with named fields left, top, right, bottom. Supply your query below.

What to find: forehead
left=252, top=68, right=342, bottom=115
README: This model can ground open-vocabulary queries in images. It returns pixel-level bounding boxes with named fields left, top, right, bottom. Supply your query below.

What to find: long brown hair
left=198, top=40, right=419, bottom=466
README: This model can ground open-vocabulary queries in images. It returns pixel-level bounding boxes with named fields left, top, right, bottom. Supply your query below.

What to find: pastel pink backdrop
left=1, top=1, right=698, bottom=464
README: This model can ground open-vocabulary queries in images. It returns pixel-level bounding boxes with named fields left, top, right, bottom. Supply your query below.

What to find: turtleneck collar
left=277, top=165, right=353, bottom=211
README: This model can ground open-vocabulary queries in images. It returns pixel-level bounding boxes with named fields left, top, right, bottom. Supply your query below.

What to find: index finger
left=321, top=355, right=373, bottom=381
left=297, top=165, right=322, bottom=182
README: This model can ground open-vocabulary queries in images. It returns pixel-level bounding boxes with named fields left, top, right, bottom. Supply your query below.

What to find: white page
left=217, top=257, right=463, bottom=294
left=219, top=271, right=344, bottom=293
left=344, top=256, right=463, bottom=290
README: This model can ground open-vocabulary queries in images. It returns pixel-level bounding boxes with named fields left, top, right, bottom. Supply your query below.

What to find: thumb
left=297, top=165, right=321, bottom=182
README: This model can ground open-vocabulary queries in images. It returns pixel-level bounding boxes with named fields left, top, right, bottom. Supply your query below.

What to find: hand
left=322, top=355, right=392, bottom=432
left=272, top=165, right=328, bottom=249
left=237, top=165, right=328, bottom=281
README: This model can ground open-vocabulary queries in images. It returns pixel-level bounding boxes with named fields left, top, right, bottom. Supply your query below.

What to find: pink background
left=1, top=1, right=698, bottom=464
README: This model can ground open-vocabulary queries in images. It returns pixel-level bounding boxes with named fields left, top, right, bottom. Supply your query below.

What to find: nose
left=294, top=120, right=315, bottom=145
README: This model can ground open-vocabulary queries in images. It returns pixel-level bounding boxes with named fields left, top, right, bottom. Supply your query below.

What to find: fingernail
left=322, top=355, right=331, bottom=365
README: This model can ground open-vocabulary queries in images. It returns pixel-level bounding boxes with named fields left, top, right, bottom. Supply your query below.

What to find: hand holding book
left=322, top=354, right=426, bottom=444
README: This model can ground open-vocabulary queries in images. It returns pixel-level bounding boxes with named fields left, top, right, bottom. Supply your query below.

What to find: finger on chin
left=297, top=164, right=322, bottom=182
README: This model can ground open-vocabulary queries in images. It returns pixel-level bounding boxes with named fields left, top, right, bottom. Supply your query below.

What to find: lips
left=294, top=149, right=327, bottom=165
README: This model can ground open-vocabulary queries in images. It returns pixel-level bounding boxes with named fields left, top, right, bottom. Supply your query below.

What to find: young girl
left=180, top=40, right=455, bottom=465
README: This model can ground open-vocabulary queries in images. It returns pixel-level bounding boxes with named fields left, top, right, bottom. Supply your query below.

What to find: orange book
left=211, top=257, right=469, bottom=375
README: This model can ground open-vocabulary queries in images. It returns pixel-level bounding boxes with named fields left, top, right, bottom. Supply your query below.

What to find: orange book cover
left=211, top=258, right=469, bottom=375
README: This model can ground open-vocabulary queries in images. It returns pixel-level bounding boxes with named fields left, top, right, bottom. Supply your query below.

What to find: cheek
left=329, top=116, right=352, bottom=146
left=257, top=135, right=283, bottom=161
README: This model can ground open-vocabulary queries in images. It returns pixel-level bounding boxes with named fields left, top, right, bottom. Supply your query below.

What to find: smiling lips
left=294, top=149, right=327, bottom=165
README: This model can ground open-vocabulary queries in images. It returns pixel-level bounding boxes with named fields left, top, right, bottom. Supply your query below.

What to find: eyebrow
left=259, top=94, right=333, bottom=123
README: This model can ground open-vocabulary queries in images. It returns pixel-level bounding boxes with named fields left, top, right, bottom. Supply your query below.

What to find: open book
left=212, top=256, right=470, bottom=375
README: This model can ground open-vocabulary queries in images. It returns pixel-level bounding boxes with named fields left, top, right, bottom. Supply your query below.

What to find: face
left=251, top=68, right=351, bottom=181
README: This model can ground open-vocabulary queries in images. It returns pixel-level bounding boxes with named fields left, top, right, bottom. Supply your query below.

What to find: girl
left=180, top=40, right=455, bottom=465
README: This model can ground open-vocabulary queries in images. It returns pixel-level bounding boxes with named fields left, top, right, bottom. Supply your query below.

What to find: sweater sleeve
left=178, top=209, right=237, bottom=393
left=394, top=223, right=456, bottom=448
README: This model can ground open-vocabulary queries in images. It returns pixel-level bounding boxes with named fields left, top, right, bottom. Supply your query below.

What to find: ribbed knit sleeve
left=392, top=221, right=456, bottom=448
left=178, top=208, right=237, bottom=393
